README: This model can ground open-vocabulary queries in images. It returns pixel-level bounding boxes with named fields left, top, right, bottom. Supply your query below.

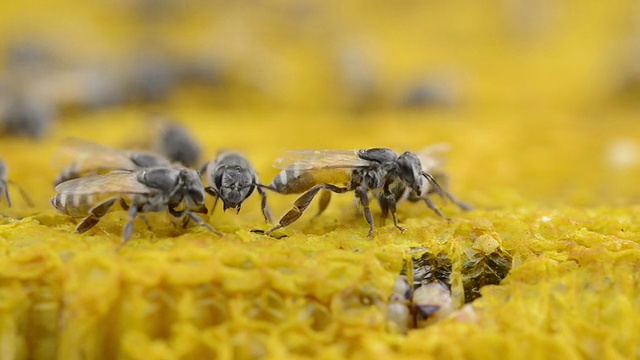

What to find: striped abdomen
left=50, top=193, right=145, bottom=217
left=54, top=164, right=83, bottom=186
left=270, top=168, right=352, bottom=194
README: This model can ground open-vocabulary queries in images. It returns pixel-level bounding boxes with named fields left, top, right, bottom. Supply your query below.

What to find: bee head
left=178, top=169, right=206, bottom=208
left=214, top=165, right=254, bottom=211
left=396, top=151, right=423, bottom=195
left=0, top=160, right=6, bottom=179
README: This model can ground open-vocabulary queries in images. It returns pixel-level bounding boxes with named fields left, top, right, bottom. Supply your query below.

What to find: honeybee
left=386, top=275, right=413, bottom=333
left=200, top=151, right=273, bottom=222
left=149, top=118, right=202, bottom=167
left=378, top=143, right=472, bottom=220
left=50, top=167, right=220, bottom=247
left=0, top=158, right=33, bottom=208
left=412, top=281, right=455, bottom=328
left=265, top=148, right=444, bottom=237
left=53, top=138, right=172, bottom=186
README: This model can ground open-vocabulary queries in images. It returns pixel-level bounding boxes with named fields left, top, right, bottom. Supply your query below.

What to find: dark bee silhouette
left=53, top=138, right=172, bottom=186
left=201, top=151, right=273, bottom=223
left=149, top=119, right=202, bottom=168
left=0, top=158, right=33, bottom=208
left=266, top=148, right=445, bottom=237
left=51, top=167, right=220, bottom=248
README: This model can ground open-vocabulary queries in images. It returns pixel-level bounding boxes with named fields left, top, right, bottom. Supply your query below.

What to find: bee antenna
left=420, top=171, right=445, bottom=200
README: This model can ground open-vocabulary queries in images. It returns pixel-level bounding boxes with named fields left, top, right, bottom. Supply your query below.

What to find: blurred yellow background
left=2, top=0, right=640, bottom=359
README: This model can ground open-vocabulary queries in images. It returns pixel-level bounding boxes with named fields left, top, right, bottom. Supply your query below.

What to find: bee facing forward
left=53, top=138, right=172, bottom=186
left=266, top=148, right=444, bottom=237
left=50, top=167, right=220, bottom=247
left=0, top=158, right=33, bottom=208
left=200, top=151, right=273, bottom=223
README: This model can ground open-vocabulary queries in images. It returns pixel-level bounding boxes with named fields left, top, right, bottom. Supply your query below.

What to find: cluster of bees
left=1, top=122, right=471, bottom=247
left=387, top=250, right=512, bottom=332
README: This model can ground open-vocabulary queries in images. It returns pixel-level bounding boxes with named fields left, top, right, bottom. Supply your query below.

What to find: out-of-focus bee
left=148, top=118, right=202, bottom=168
left=200, top=151, right=273, bottom=222
left=0, top=158, right=33, bottom=208
left=378, top=143, right=472, bottom=220
left=386, top=275, right=413, bottom=333
left=412, top=281, right=455, bottom=328
left=0, top=90, right=56, bottom=139
left=53, top=138, right=172, bottom=186
left=50, top=167, right=220, bottom=247
left=399, top=76, right=460, bottom=110
left=265, top=148, right=445, bottom=237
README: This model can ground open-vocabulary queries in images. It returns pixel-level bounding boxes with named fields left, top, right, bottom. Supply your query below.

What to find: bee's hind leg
left=75, top=197, right=118, bottom=234
left=311, top=190, right=332, bottom=220
left=266, top=184, right=348, bottom=236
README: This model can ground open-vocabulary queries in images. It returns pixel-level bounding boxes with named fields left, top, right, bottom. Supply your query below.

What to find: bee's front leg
left=256, top=184, right=274, bottom=223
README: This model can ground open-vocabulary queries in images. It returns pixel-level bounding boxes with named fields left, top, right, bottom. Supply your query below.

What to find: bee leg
left=1, top=181, right=11, bottom=208
left=139, top=215, right=153, bottom=231
left=311, top=190, right=332, bottom=220
left=119, top=204, right=140, bottom=248
left=266, top=184, right=348, bottom=236
left=256, top=185, right=274, bottom=223
left=443, top=191, right=473, bottom=211
left=422, top=196, right=448, bottom=219
left=355, top=186, right=375, bottom=238
left=380, top=189, right=405, bottom=233
left=75, top=197, right=118, bottom=234
left=7, top=180, right=34, bottom=207
left=186, top=211, right=223, bottom=236
left=378, top=193, right=392, bottom=226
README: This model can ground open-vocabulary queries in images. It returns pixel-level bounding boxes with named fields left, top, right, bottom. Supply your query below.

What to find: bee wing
left=273, top=150, right=371, bottom=170
left=55, top=171, right=151, bottom=195
left=416, top=143, right=450, bottom=172
left=52, top=137, right=137, bottom=172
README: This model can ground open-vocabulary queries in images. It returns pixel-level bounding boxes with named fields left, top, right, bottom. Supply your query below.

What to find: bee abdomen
left=270, top=168, right=315, bottom=194
left=54, top=165, right=79, bottom=186
left=50, top=193, right=97, bottom=217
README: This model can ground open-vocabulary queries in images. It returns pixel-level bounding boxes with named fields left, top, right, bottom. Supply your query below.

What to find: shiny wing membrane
left=273, top=150, right=371, bottom=170
left=52, top=137, right=138, bottom=172
left=55, top=171, right=151, bottom=195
